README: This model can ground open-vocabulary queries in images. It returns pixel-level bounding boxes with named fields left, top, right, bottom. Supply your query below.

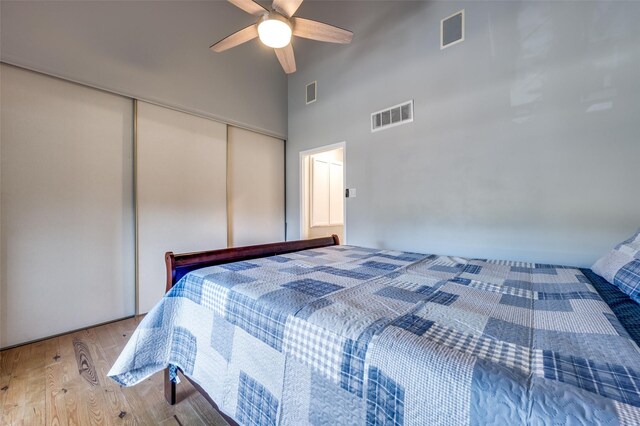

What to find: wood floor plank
left=84, top=384, right=108, bottom=425
left=25, top=369, right=46, bottom=410
left=22, top=342, right=47, bottom=426
left=72, top=338, right=100, bottom=387
left=85, top=326, right=141, bottom=425
left=90, top=334, right=137, bottom=425
left=23, top=399, right=45, bottom=426
left=45, top=362, right=69, bottom=426
left=56, top=333, right=77, bottom=385
left=43, top=337, right=62, bottom=368
left=2, top=345, right=29, bottom=424
left=74, top=329, right=110, bottom=425
left=91, top=323, right=118, bottom=352
left=131, top=373, right=176, bottom=424
left=0, top=345, right=19, bottom=377
left=57, top=332, right=87, bottom=426
left=24, top=341, right=47, bottom=371
left=0, top=347, right=20, bottom=410
left=60, top=384, right=81, bottom=426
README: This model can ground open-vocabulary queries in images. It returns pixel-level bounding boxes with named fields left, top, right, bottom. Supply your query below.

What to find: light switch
left=345, top=188, right=357, bottom=198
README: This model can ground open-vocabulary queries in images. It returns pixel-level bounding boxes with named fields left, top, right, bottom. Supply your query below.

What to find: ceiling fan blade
left=272, top=0, right=304, bottom=18
left=274, top=44, right=297, bottom=74
left=228, top=0, right=267, bottom=16
left=292, top=17, right=353, bottom=44
left=210, top=24, right=258, bottom=52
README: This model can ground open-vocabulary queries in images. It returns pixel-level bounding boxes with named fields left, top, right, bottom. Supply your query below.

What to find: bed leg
left=164, top=368, right=177, bottom=405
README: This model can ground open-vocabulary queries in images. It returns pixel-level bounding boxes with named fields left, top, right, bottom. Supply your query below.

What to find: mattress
left=109, top=245, right=640, bottom=425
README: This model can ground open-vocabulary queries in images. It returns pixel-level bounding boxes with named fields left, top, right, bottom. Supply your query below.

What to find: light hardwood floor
left=0, top=317, right=229, bottom=425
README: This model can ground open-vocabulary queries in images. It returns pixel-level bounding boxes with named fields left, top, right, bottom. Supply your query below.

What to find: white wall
left=286, top=1, right=640, bottom=267
left=1, top=65, right=135, bottom=347
left=0, top=0, right=287, bottom=138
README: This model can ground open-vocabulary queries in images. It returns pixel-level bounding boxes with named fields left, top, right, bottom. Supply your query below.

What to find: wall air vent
left=371, top=100, right=413, bottom=132
left=441, top=10, right=465, bottom=49
left=306, top=81, right=317, bottom=104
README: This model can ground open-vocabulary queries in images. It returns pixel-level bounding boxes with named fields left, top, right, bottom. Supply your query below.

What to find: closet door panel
left=0, top=65, right=135, bottom=348
left=227, top=126, right=284, bottom=247
left=136, top=102, right=227, bottom=314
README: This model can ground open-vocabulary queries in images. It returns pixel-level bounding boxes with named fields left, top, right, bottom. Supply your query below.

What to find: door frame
left=299, top=141, right=346, bottom=243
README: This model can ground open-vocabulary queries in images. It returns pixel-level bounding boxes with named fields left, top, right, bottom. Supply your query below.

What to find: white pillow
left=592, top=229, right=640, bottom=303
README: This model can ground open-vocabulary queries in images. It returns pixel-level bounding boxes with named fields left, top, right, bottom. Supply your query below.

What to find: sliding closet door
left=227, top=126, right=285, bottom=247
left=0, top=65, right=135, bottom=348
left=136, top=102, right=227, bottom=314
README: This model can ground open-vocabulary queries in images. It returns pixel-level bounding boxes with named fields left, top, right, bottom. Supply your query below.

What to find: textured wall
left=286, top=1, right=640, bottom=267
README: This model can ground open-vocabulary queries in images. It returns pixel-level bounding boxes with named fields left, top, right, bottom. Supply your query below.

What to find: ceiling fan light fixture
left=257, top=14, right=292, bottom=48
left=210, top=0, right=354, bottom=74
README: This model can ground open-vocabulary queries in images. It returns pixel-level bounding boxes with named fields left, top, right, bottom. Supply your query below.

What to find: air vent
left=371, top=100, right=413, bottom=132
left=441, top=10, right=464, bottom=49
left=306, top=81, right=317, bottom=104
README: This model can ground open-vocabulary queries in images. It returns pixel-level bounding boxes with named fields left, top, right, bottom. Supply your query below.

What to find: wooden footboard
left=165, top=235, right=340, bottom=292
left=163, top=235, right=340, bottom=412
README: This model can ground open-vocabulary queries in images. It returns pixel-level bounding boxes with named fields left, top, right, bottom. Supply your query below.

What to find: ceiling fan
left=210, top=0, right=353, bottom=74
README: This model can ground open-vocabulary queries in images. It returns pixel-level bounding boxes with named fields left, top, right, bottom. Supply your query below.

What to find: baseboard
left=0, top=315, right=137, bottom=351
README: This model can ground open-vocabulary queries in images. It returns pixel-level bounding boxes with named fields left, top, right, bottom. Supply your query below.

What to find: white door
left=227, top=126, right=285, bottom=247
left=301, top=144, right=345, bottom=243
left=329, top=162, right=344, bottom=225
left=1, top=65, right=135, bottom=347
left=311, top=158, right=331, bottom=227
left=136, top=101, right=227, bottom=314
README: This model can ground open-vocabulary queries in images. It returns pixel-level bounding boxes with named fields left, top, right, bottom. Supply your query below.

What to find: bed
left=109, top=236, right=640, bottom=425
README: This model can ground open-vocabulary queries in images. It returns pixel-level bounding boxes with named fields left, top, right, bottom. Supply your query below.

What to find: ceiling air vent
left=306, top=81, right=317, bottom=104
left=441, top=10, right=464, bottom=49
left=371, top=100, right=413, bottom=132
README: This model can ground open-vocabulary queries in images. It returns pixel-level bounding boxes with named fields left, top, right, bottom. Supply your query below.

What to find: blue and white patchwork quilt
left=109, top=245, right=640, bottom=425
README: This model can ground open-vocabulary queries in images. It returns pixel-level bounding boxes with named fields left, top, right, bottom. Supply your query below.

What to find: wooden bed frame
left=162, top=235, right=341, bottom=424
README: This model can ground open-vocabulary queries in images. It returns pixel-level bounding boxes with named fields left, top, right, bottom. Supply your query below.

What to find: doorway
left=300, top=142, right=346, bottom=244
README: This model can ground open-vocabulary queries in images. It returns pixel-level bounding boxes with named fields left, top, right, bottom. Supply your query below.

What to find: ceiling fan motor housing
left=258, top=12, right=293, bottom=48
